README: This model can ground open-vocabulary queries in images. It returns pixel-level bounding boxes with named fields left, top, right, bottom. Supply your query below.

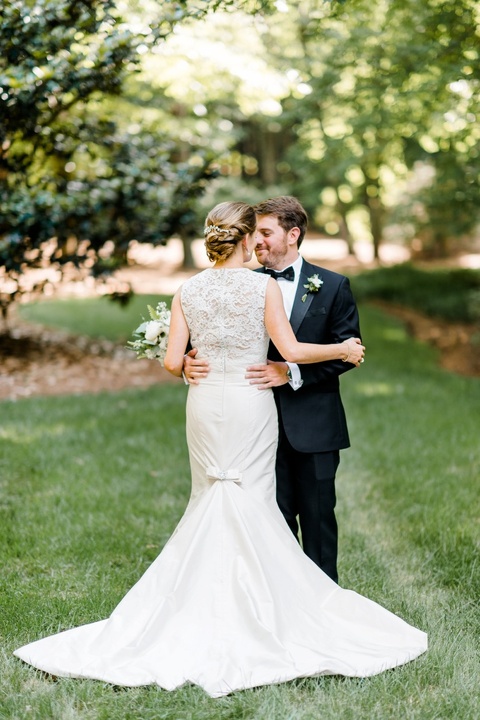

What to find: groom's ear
left=287, top=227, right=301, bottom=246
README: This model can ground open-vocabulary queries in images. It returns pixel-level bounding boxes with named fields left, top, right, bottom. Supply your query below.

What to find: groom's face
left=254, top=215, right=290, bottom=270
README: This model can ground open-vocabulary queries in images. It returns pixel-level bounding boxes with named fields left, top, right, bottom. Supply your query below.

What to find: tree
left=0, top=0, right=274, bottom=321
left=254, top=0, right=480, bottom=259
left=387, top=0, right=480, bottom=256
left=0, top=0, right=144, bottom=318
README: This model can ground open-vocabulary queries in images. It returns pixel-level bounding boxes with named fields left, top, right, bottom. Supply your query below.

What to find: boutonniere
left=301, top=274, right=323, bottom=302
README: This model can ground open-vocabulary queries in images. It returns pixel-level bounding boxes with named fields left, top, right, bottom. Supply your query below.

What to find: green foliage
left=2, top=0, right=480, bottom=324
left=161, top=0, right=277, bottom=17
left=0, top=0, right=222, bottom=317
left=1, top=305, right=479, bottom=718
left=197, top=175, right=291, bottom=218
left=252, top=0, right=480, bottom=256
left=404, top=150, right=480, bottom=256
left=351, top=264, right=480, bottom=323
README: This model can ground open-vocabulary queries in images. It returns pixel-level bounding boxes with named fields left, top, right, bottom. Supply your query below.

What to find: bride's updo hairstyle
left=204, top=202, right=256, bottom=263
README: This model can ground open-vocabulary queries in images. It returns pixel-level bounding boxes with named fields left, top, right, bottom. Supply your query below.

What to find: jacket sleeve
left=299, top=277, right=361, bottom=388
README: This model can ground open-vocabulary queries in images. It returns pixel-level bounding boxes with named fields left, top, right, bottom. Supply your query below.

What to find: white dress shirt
left=272, top=255, right=304, bottom=391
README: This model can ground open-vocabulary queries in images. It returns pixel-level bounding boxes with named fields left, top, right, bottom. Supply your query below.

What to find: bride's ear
left=242, top=240, right=252, bottom=262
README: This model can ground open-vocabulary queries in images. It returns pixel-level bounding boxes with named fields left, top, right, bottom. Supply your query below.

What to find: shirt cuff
left=286, top=362, right=303, bottom=390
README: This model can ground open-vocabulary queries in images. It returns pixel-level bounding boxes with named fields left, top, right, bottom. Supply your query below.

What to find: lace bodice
left=181, top=268, right=270, bottom=367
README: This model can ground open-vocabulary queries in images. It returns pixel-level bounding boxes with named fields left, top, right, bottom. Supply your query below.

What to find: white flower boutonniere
left=301, top=274, right=323, bottom=302
left=127, top=301, right=171, bottom=365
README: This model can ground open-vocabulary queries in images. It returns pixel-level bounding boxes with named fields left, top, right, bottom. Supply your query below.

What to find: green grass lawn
left=1, top=303, right=479, bottom=719
left=19, top=294, right=169, bottom=342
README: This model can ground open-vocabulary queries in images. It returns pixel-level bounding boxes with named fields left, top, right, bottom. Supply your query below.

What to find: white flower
left=144, top=320, right=164, bottom=343
left=309, top=275, right=323, bottom=289
left=301, top=274, right=324, bottom=302
left=158, top=336, right=168, bottom=351
left=126, top=301, right=171, bottom=365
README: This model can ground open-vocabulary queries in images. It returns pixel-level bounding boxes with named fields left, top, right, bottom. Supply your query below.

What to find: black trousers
left=275, top=422, right=340, bottom=583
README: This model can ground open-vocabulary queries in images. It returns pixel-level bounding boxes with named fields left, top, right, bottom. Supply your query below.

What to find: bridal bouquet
left=127, top=301, right=171, bottom=365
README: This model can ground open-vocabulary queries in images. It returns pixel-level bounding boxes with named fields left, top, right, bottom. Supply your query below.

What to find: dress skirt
left=14, top=363, right=427, bottom=697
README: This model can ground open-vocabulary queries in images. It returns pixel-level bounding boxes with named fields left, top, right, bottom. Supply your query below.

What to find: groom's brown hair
left=254, top=196, right=308, bottom=247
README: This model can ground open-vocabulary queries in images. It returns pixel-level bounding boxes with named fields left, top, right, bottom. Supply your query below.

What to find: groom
left=185, top=196, right=361, bottom=583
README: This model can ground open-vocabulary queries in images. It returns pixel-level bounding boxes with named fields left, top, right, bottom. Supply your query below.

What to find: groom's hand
left=183, top=348, right=210, bottom=385
left=245, top=361, right=289, bottom=390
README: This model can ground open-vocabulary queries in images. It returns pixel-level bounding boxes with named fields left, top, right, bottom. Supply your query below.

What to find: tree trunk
left=336, top=199, right=356, bottom=257
left=0, top=301, right=11, bottom=329
left=180, top=234, right=196, bottom=269
left=432, top=231, right=449, bottom=258
left=360, top=169, right=384, bottom=261
left=368, top=196, right=383, bottom=261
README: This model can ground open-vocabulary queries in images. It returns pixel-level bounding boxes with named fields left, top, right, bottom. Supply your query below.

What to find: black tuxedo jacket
left=261, top=259, right=360, bottom=454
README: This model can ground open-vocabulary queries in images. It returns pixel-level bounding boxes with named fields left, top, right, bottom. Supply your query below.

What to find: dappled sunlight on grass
left=354, top=381, right=405, bottom=397
left=0, top=422, right=70, bottom=444
left=381, top=327, right=408, bottom=342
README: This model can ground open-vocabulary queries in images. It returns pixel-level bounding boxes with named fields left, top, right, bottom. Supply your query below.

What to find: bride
left=14, top=201, right=427, bottom=698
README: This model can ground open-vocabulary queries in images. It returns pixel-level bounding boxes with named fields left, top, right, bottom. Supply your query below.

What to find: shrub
left=351, top=264, right=480, bottom=323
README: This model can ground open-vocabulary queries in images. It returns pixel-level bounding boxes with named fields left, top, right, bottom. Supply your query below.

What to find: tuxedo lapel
left=290, top=260, right=317, bottom=334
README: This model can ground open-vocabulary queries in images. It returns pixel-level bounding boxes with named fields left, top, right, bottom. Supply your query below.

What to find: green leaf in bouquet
left=134, top=321, right=148, bottom=334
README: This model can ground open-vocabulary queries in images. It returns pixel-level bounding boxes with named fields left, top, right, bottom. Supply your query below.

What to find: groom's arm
left=183, top=348, right=210, bottom=384
left=299, top=277, right=361, bottom=388
left=246, top=277, right=361, bottom=390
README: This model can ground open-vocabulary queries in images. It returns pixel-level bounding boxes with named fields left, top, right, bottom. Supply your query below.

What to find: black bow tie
left=265, top=266, right=295, bottom=282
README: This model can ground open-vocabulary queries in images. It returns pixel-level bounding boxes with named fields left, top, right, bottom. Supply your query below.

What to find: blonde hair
left=204, top=202, right=256, bottom=263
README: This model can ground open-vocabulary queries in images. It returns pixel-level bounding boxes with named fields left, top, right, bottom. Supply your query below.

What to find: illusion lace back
left=181, top=268, right=270, bottom=369
left=14, top=267, right=427, bottom=698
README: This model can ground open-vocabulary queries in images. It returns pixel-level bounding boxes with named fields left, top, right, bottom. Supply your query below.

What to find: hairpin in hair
left=204, top=225, right=229, bottom=236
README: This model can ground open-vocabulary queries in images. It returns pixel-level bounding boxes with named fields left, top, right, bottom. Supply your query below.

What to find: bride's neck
left=213, top=260, right=244, bottom=269
left=213, top=245, right=244, bottom=269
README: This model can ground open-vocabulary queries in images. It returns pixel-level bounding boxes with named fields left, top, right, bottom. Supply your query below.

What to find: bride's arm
left=264, top=278, right=364, bottom=365
left=164, top=291, right=190, bottom=377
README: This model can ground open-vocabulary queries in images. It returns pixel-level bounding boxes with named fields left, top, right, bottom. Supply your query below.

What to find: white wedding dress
left=14, top=268, right=427, bottom=697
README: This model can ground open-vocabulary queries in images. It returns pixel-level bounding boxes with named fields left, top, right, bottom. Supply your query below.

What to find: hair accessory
left=204, top=225, right=229, bottom=236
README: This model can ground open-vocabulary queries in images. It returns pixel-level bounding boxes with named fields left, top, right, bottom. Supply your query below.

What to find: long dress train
left=14, top=268, right=427, bottom=697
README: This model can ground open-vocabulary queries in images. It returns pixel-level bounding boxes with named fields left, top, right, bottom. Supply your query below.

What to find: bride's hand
left=341, top=338, right=365, bottom=366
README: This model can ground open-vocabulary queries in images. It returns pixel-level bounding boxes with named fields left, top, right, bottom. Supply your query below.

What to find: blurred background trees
left=1, top=0, right=479, bottom=318
left=237, top=0, right=480, bottom=260
left=0, top=0, right=225, bottom=318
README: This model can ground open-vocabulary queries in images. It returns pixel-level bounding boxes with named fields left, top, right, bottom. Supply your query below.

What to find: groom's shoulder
left=302, top=260, right=349, bottom=285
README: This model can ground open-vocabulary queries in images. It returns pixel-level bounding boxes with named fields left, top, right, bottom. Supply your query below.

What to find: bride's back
left=181, top=268, right=270, bottom=369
